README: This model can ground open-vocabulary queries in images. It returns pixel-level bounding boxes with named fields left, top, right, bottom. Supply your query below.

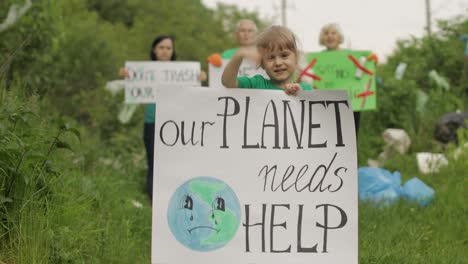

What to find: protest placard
left=124, top=61, right=201, bottom=103
left=300, top=50, right=377, bottom=111
left=209, top=59, right=268, bottom=88
left=152, top=87, right=358, bottom=264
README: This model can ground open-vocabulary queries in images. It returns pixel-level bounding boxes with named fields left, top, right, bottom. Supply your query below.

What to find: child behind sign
left=221, top=25, right=312, bottom=94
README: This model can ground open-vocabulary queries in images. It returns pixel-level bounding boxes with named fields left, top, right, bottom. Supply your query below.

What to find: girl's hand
left=284, top=83, right=302, bottom=96
left=119, top=68, right=129, bottom=78
left=239, top=47, right=261, bottom=67
left=198, top=70, right=207, bottom=82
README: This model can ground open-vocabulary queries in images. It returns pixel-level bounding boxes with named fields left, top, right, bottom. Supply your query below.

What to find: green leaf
left=66, top=128, right=81, bottom=142
left=58, top=119, right=70, bottom=130
left=56, top=140, right=73, bottom=152
left=28, top=152, right=48, bottom=161
left=59, top=123, right=67, bottom=130
left=8, top=113, right=20, bottom=123
left=0, top=195, right=13, bottom=205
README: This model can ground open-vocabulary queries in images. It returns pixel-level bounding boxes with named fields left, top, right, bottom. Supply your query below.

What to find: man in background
left=221, top=19, right=258, bottom=59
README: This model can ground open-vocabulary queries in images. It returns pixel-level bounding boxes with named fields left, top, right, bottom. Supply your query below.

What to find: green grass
left=3, top=130, right=467, bottom=264
left=0, top=91, right=152, bottom=263
left=1, top=89, right=466, bottom=264
left=359, top=160, right=468, bottom=263
left=1, top=144, right=152, bottom=263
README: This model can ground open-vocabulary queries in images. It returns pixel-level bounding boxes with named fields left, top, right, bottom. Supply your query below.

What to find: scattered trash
left=105, top=80, right=125, bottom=96
left=367, top=159, right=380, bottom=168
left=358, top=167, right=435, bottom=207
left=105, top=80, right=139, bottom=124
left=402, top=177, right=435, bottom=207
left=416, top=89, right=429, bottom=112
left=0, top=0, right=32, bottom=32
left=394, top=62, right=407, bottom=80
left=118, top=104, right=137, bottom=124
left=454, top=142, right=468, bottom=160
left=368, top=128, right=411, bottom=167
left=416, top=152, right=448, bottom=174
left=428, top=70, right=450, bottom=91
left=434, top=112, right=468, bottom=144
left=98, top=158, right=122, bottom=170
left=358, top=167, right=402, bottom=206
left=382, top=129, right=411, bottom=155
left=131, top=199, right=143, bottom=209
left=460, top=34, right=468, bottom=56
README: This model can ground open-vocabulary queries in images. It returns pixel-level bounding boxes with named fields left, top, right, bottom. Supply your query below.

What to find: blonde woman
left=319, top=23, right=362, bottom=137
left=319, top=23, right=344, bottom=51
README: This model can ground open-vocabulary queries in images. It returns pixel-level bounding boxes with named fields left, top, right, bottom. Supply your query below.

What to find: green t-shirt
left=144, top=103, right=156, bottom=123
left=237, top=75, right=313, bottom=91
left=221, top=48, right=238, bottom=59
left=144, top=75, right=311, bottom=123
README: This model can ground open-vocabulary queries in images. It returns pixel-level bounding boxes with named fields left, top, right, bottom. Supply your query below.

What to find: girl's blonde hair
left=319, top=23, right=344, bottom=46
left=255, top=25, right=299, bottom=58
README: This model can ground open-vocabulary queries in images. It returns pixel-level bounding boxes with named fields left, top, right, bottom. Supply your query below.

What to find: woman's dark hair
left=150, top=35, right=176, bottom=61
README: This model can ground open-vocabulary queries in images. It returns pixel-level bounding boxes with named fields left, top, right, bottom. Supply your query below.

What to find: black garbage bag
left=434, top=112, right=468, bottom=144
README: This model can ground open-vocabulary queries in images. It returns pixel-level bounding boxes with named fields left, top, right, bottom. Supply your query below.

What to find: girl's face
left=154, top=38, right=173, bottom=61
left=261, top=47, right=297, bottom=87
left=323, top=28, right=340, bottom=50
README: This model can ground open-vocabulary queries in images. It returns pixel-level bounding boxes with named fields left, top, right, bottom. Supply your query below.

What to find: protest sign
left=152, top=87, right=358, bottom=264
left=209, top=59, right=268, bottom=88
left=124, top=61, right=201, bottom=103
left=300, top=50, right=377, bottom=111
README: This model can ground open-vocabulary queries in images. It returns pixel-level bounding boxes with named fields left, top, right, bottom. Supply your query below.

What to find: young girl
left=221, top=25, right=312, bottom=94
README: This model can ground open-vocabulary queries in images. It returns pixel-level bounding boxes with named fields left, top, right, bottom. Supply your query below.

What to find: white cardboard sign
left=209, top=59, right=268, bottom=88
left=152, top=87, right=358, bottom=264
left=124, top=61, right=201, bottom=103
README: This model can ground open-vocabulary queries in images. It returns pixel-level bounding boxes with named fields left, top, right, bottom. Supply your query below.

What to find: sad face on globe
left=167, top=177, right=241, bottom=251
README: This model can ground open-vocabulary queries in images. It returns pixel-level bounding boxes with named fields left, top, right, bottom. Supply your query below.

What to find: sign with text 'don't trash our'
left=124, top=61, right=201, bottom=103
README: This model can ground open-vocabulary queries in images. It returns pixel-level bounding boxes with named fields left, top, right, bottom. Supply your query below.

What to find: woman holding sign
left=120, top=35, right=206, bottom=200
left=319, top=23, right=363, bottom=136
left=318, top=23, right=377, bottom=138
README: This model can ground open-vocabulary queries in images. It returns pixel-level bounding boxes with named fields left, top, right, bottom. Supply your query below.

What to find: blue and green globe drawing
left=167, top=177, right=241, bottom=251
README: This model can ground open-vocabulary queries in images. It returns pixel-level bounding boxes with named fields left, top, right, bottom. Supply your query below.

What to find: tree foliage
left=0, top=0, right=268, bottom=133
left=359, top=15, right=468, bottom=161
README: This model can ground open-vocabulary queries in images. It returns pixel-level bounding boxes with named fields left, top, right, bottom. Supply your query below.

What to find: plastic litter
left=434, top=112, right=468, bottom=144
left=118, top=104, right=137, bottom=124
left=401, top=177, right=435, bottom=207
left=428, top=70, right=450, bottom=91
left=0, top=0, right=32, bottom=32
left=460, top=35, right=468, bottom=56
left=367, top=128, right=411, bottom=167
left=382, top=128, right=411, bottom=155
left=105, top=80, right=125, bottom=96
left=416, top=89, right=429, bottom=113
left=358, top=167, right=402, bottom=206
left=394, top=63, right=407, bottom=80
left=416, top=152, right=449, bottom=174
left=454, top=142, right=468, bottom=160
left=358, top=167, right=435, bottom=207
